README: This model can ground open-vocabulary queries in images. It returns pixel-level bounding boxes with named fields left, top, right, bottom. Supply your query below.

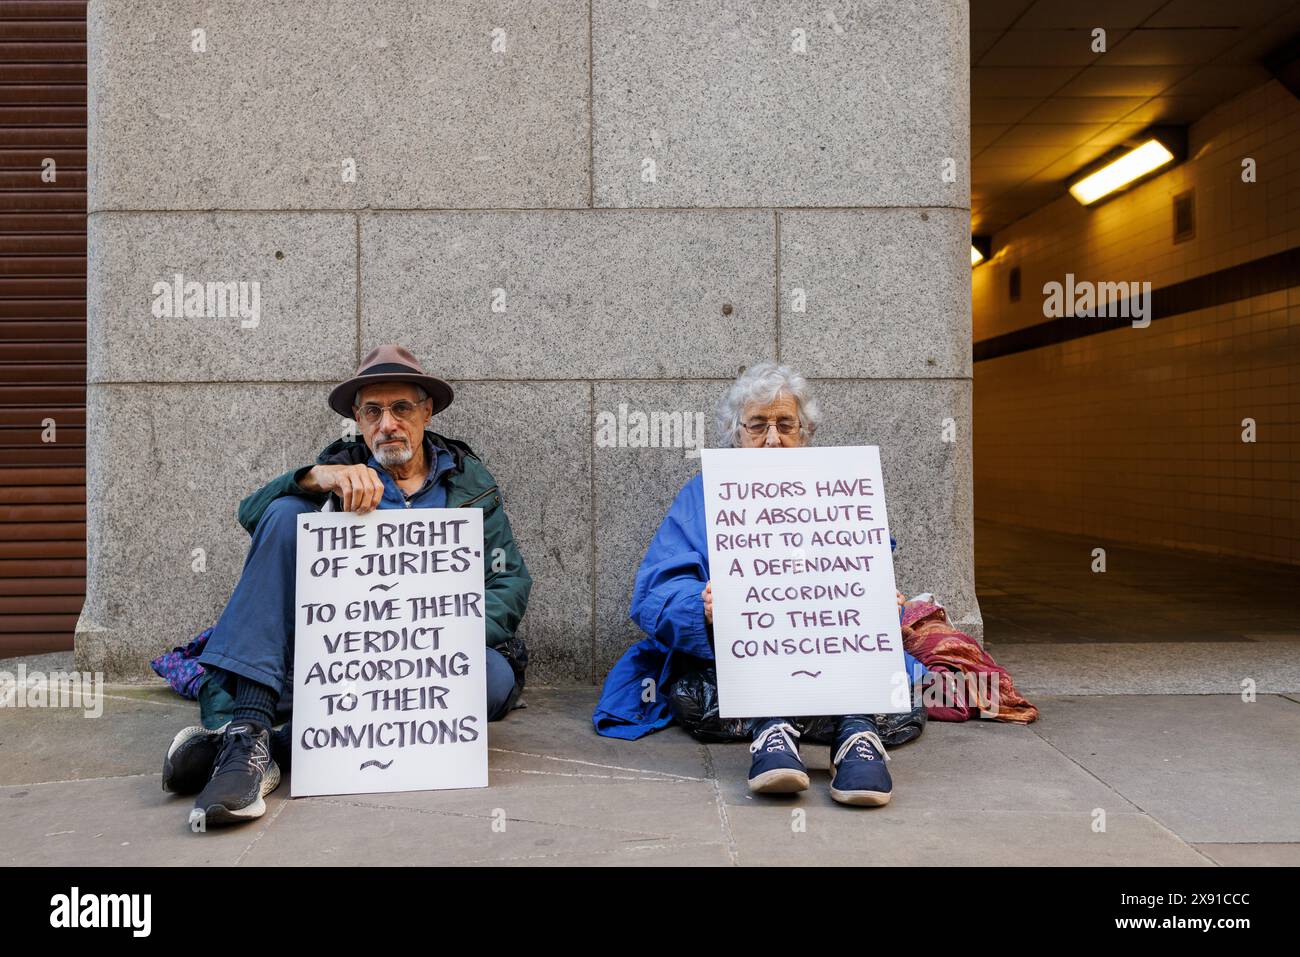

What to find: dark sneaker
left=747, top=719, right=810, bottom=794
left=162, top=723, right=228, bottom=795
left=189, top=723, right=280, bottom=828
left=829, top=727, right=893, bottom=806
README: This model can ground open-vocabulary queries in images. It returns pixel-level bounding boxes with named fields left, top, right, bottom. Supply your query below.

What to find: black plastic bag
left=665, top=665, right=926, bottom=747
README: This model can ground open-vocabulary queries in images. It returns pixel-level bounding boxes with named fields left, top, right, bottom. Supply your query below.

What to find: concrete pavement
left=3, top=652, right=1298, bottom=866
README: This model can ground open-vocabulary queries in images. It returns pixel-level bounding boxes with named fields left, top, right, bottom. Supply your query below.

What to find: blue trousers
left=198, top=496, right=519, bottom=723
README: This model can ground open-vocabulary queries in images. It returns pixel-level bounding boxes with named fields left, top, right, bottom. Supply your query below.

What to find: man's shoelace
left=750, top=722, right=800, bottom=756
left=210, top=727, right=270, bottom=779
left=833, top=730, right=890, bottom=767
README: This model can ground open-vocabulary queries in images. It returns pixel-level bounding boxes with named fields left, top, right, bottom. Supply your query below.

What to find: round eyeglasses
left=353, top=400, right=427, bottom=425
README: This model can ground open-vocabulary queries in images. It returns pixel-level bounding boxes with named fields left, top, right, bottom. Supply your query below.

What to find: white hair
left=715, top=361, right=819, bottom=448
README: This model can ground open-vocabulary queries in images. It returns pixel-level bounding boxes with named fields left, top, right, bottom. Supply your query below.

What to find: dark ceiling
left=972, top=0, right=1300, bottom=235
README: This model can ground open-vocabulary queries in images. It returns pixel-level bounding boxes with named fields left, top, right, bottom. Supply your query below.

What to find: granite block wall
left=80, top=0, right=977, bottom=681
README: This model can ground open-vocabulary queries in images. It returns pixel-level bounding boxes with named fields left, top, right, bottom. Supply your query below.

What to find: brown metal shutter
left=0, top=1, right=86, bottom=656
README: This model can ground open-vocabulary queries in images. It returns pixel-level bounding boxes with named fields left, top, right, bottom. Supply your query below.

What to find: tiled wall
left=973, top=79, right=1300, bottom=566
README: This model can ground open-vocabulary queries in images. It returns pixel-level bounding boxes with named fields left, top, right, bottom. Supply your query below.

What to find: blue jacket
left=593, top=473, right=919, bottom=739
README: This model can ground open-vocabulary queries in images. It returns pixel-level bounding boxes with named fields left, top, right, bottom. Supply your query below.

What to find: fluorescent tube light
left=1069, top=139, right=1175, bottom=205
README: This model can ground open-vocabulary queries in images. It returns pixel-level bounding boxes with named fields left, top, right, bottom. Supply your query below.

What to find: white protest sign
left=291, top=507, right=487, bottom=797
left=700, top=445, right=908, bottom=718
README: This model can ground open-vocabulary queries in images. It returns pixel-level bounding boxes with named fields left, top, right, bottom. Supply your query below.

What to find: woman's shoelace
left=833, top=730, right=890, bottom=767
left=749, top=722, right=800, bottom=755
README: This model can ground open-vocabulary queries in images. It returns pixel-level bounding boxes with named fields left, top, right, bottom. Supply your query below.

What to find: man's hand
left=300, top=463, right=385, bottom=514
left=896, top=590, right=906, bottom=610
left=702, top=581, right=713, bottom=625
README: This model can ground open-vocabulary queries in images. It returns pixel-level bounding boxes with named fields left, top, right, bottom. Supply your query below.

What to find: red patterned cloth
left=901, top=601, right=1039, bottom=724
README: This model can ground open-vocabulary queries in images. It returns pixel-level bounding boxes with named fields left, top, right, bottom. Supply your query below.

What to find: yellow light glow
left=971, top=244, right=985, bottom=266
left=1069, top=139, right=1175, bottom=205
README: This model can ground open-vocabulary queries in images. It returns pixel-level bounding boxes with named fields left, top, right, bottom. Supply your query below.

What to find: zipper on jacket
left=459, top=486, right=499, bottom=508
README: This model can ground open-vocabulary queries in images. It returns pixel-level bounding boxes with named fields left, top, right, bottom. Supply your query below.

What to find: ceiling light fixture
left=1068, top=133, right=1182, bottom=206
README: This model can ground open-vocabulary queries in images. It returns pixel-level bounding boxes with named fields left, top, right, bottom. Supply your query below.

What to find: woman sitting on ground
left=592, top=361, right=926, bottom=808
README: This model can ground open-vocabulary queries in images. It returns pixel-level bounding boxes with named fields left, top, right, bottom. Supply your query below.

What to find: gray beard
left=373, top=441, right=414, bottom=467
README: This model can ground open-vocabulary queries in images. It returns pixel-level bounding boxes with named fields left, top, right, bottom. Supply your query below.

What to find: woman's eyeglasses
left=741, top=418, right=801, bottom=436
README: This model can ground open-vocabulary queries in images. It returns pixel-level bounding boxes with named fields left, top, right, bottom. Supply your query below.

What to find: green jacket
left=237, top=431, right=533, bottom=661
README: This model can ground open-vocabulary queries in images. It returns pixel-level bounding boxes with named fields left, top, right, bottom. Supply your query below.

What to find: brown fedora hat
left=328, top=344, right=454, bottom=419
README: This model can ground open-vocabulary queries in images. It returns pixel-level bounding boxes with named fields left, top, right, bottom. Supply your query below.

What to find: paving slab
left=242, top=777, right=723, bottom=866
left=489, top=687, right=714, bottom=782
left=1029, top=695, right=1300, bottom=844
left=992, top=643, right=1300, bottom=695
left=1192, top=843, right=1300, bottom=866
left=246, top=691, right=727, bottom=865
left=0, top=774, right=287, bottom=867
left=507, top=841, right=733, bottom=867
left=723, top=806, right=1210, bottom=867
left=976, top=520, right=1300, bottom=645
left=0, top=685, right=192, bottom=786
left=4, top=685, right=1289, bottom=865
left=706, top=713, right=1139, bottom=815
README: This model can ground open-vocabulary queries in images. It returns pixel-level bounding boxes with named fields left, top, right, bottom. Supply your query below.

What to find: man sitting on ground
left=161, top=344, right=532, bottom=827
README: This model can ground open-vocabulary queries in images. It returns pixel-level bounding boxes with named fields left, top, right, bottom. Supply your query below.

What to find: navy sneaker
left=829, top=722, right=892, bottom=807
left=189, top=722, right=280, bottom=828
left=747, top=719, right=810, bottom=794
left=161, top=722, right=228, bottom=795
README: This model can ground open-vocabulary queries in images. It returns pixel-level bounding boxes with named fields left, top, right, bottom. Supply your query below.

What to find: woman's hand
left=896, top=590, right=906, bottom=608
